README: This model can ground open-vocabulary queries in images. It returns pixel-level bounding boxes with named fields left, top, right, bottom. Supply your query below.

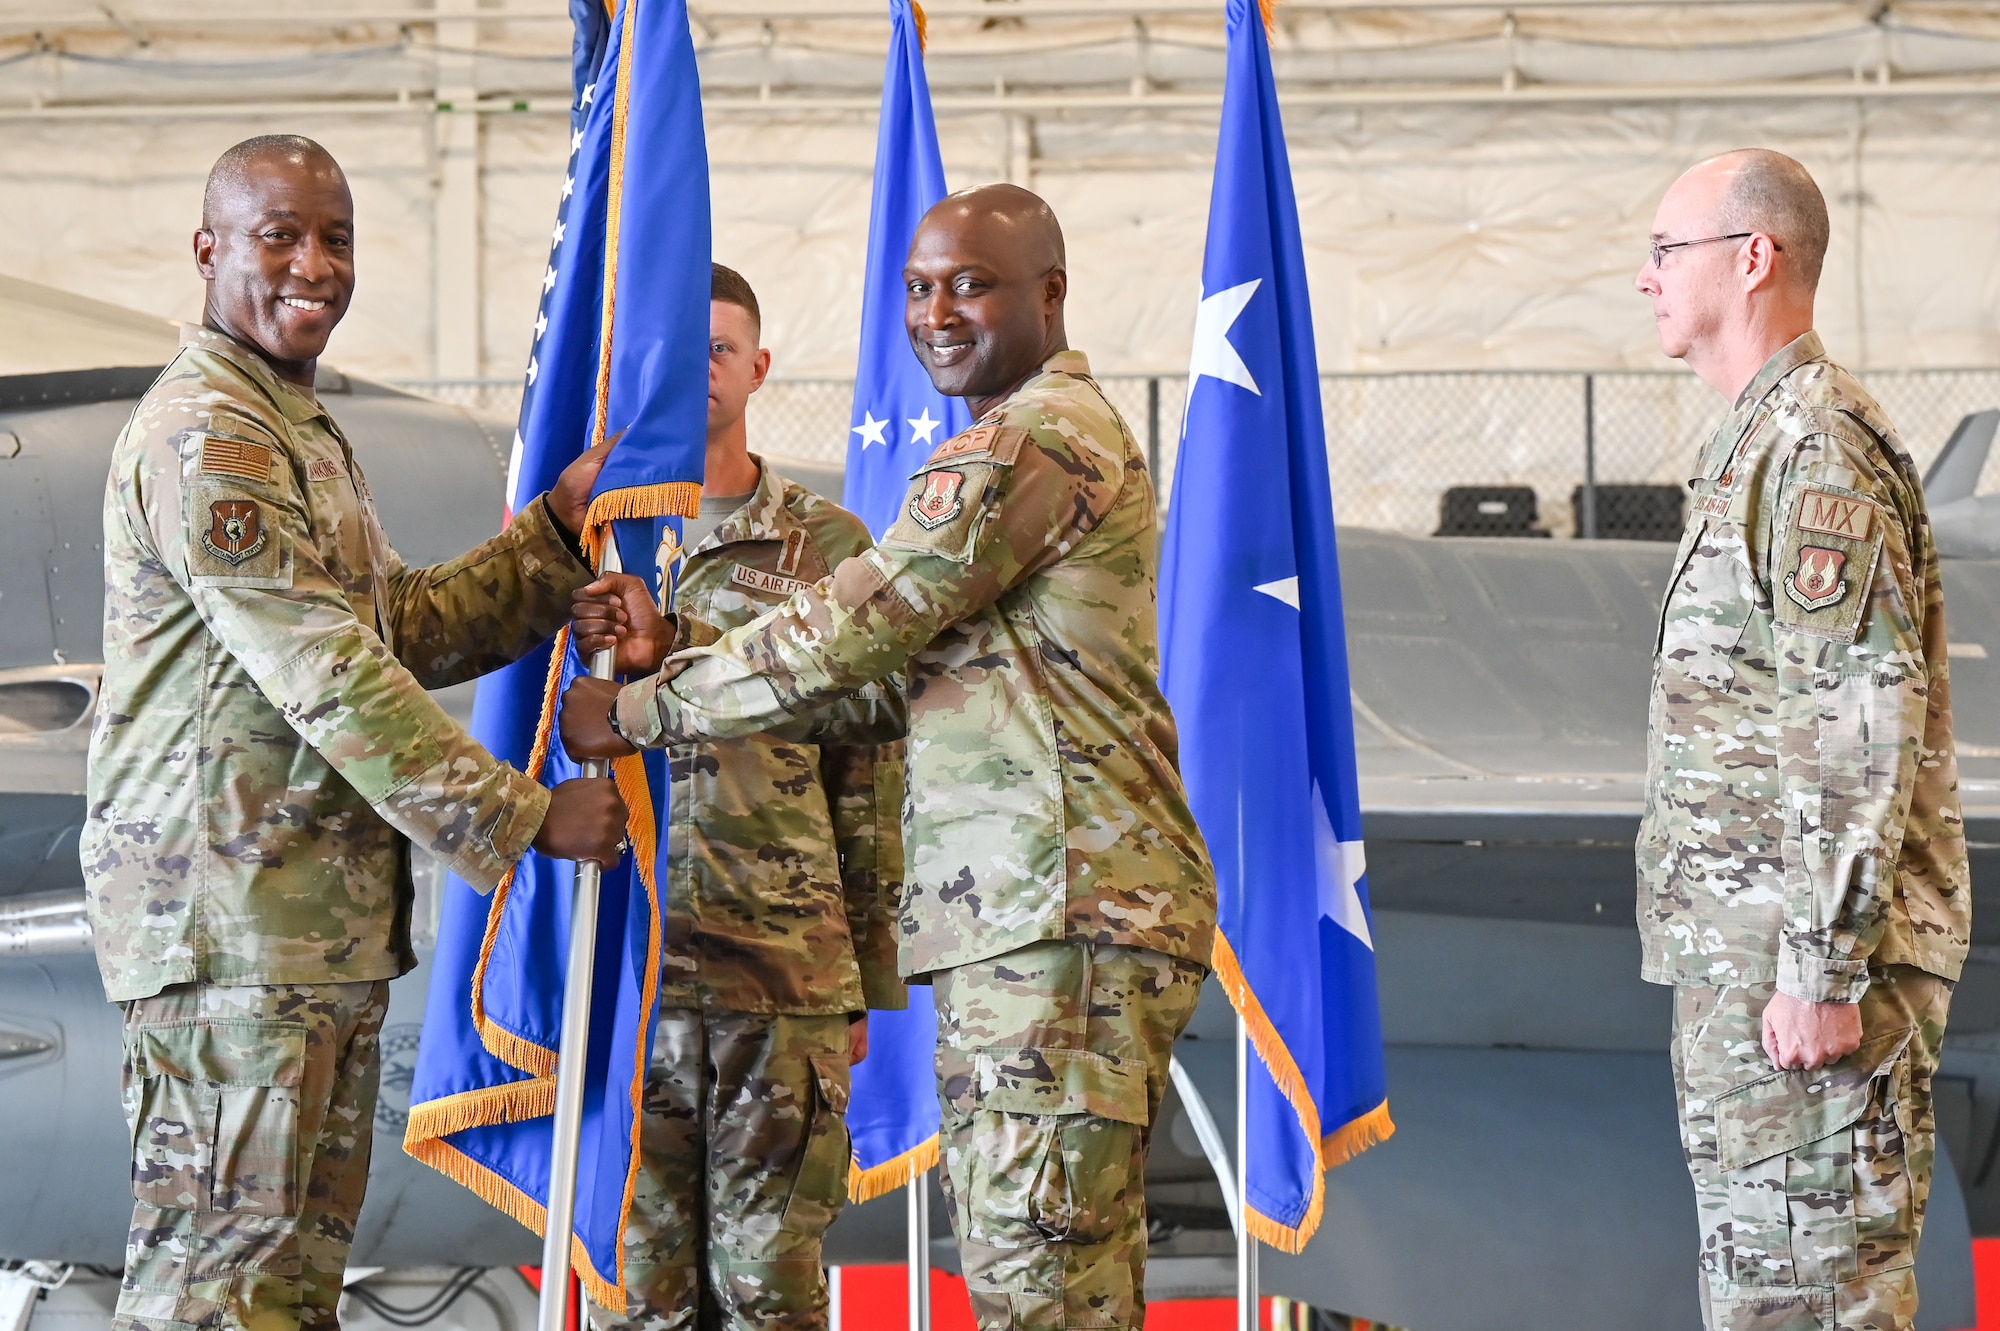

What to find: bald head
left=904, top=183, right=1069, bottom=412
left=202, top=135, right=347, bottom=230
left=1697, top=148, right=1830, bottom=293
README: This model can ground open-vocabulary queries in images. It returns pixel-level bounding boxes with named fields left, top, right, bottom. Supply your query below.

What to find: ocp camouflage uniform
left=601, top=460, right=906, bottom=1331
left=610, top=351, right=1217, bottom=1331
left=1637, top=331, right=1968, bottom=1331
left=88, top=325, right=591, bottom=1331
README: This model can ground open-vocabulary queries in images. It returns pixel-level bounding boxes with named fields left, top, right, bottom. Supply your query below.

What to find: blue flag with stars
left=405, top=0, right=710, bottom=1310
left=839, top=0, right=963, bottom=1202
left=1157, top=0, right=1392, bottom=1253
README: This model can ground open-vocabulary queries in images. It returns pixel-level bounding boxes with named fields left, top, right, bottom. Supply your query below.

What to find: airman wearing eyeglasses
left=1635, top=149, right=1966, bottom=1331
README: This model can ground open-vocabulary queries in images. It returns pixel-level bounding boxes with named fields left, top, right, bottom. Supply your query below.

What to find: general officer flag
left=840, top=0, right=966, bottom=1203
left=1157, top=0, right=1391, bottom=1253
left=404, top=0, right=709, bottom=1310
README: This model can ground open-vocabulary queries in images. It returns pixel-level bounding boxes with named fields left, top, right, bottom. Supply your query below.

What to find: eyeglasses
left=1647, top=232, right=1781, bottom=268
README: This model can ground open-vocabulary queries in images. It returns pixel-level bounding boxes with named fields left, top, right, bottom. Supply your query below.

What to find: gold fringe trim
left=589, top=0, right=640, bottom=450
left=1257, top=0, right=1278, bottom=38
left=1322, top=1099, right=1395, bottom=1167
left=910, top=0, right=928, bottom=53
left=847, top=1134, right=939, bottom=1204
left=1207, top=931, right=1339, bottom=1254
left=404, top=1078, right=557, bottom=1142
left=403, top=1134, right=629, bottom=1314
left=578, top=482, right=705, bottom=566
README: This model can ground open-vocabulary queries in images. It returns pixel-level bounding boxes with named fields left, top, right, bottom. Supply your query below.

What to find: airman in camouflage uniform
left=565, top=189, right=1216, bottom=1331
left=573, top=267, right=907, bottom=1331
left=86, top=136, right=622, bottom=1331
left=1636, top=151, right=1967, bottom=1331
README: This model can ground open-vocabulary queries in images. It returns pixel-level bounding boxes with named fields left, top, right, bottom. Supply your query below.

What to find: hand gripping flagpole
left=536, top=538, right=625, bottom=1331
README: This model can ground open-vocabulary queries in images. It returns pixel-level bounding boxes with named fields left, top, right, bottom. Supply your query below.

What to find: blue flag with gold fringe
left=1157, top=0, right=1391, bottom=1253
left=403, top=0, right=709, bottom=1309
left=840, top=0, right=967, bottom=1204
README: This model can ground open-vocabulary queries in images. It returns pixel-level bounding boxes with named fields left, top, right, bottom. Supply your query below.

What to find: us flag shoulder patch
left=199, top=434, right=274, bottom=482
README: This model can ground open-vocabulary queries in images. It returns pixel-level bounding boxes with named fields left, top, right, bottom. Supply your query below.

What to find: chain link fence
left=394, top=367, right=2000, bottom=538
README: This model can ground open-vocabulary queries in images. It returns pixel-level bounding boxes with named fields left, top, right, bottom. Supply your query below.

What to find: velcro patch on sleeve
left=1773, top=484, right=1882, bottom=644
left=186, top=483, right=290, bottom=588
left=198, top=434, right=275, bottom=482
left=924, top=424, right=1029, bottom=468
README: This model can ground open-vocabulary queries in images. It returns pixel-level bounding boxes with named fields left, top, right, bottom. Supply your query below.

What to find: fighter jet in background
left=1, top=274, right=1995, bottom=1330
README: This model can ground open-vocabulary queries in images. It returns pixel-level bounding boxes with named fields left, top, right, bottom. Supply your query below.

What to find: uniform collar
left=1698, top=330, right=1826, bottom=481
left=973, top=349, right=1094, bottom=425
left=695, top=454, right=804, bottom=554
left=178, top=323, right=330, bottom=427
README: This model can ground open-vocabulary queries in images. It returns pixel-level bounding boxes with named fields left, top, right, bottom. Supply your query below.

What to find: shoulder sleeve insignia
left=1772, top=483, right=1883, bottom=643
left=202, top=499, right=268, bottom=566
left=1793, top=484, right=1873, bottom=540
left=198, top=434, right=274, bottom=482
left=927, top=425, right=997, bottom=464
left=909, top=469, right=966, bottom=529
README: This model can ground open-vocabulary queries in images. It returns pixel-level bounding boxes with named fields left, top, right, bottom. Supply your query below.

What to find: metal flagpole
left=907, top=1173, right=931, bottom=1331
left=535, top=538, right=625, bottom=1331
left=1237, top=1011, right=1258, bottom=1331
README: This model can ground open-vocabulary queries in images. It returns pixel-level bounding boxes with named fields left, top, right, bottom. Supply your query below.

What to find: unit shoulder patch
left=186, top=484, right=289, bottom=586
left=1773, top=483, right=1883, bottom=643
left=910, top=469, right=966, bottom=530
left=198, top=433, right=275, bottom=482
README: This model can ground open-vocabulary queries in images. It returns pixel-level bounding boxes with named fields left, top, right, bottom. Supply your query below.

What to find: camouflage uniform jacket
left=614, top=351, right=1217, bottom=979
left=1637, top=331, right=1968, bottom=1002
left=659, top=458, right=905, bottom=1014
left=86, top=324, right=592, bottom=1003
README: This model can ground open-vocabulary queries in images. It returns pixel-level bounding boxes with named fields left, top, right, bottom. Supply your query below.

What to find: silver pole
left=535, top=538, right=625, bottom=1331
left=1236, top=1012, right=1258, bottom=1331
left=907, top=1174, right=931, bottom=1331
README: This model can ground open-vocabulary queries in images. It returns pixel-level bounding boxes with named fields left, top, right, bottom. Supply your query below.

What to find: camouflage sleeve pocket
left=185, top=482, right=293, bottom=590
left=961, top=1046, right=1148, bottom=1247
left=1772, top=483, right=1884, bottom=644
left=127, top=1018, right=307, bottom=1217
left=878, top=427, right=1029, bottom=564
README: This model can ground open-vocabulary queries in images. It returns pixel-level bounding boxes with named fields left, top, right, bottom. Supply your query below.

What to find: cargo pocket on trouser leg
left=121, top=1017, right=308, bottom=1331
left=956, top=1047, right=1150, bottom=1331
left=1708, top=1026, right=1916, bottom=1331
left=718, top=1048, right=849, bottom=1327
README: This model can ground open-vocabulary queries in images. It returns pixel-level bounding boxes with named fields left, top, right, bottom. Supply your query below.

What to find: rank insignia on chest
left=910, top=469, right=966, bottom=529
left=203, top=499, right=267, bottom=565
left=1785, top=544, right=1847, bottom=611
left=778, top=529, right=807, bottom=576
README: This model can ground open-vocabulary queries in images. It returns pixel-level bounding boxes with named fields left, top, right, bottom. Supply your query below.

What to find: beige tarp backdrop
left=0, top=2, right=1996, bottom=526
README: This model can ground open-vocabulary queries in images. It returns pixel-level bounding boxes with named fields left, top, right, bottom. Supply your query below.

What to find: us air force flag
left=840, top=0, right=965, bottom=1203
left=1157, top=0, right=1391, bottom=1253
left=404, top=0, right=710, bottom=1309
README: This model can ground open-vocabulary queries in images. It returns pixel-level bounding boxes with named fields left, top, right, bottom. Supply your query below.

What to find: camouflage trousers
left=592, top=1007, right=853, bottom=1331
left=115, top=979, right=390, bottom=1331
left=934, top=941, right=1207, bottom=1331
left=1673, top=966, right=1953, bottom=1331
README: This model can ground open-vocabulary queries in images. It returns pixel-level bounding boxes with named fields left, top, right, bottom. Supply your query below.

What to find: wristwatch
left=605, top=693, right=629, bottom=745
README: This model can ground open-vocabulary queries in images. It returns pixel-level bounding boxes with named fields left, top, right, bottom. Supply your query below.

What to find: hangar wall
left=0, top=2, right=1996, bottom=524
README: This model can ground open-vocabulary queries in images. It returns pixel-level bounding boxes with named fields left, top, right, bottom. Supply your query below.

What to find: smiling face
left=902, top=188, right=1067, bottom=413
left=195, top=147, right=354, bottom=385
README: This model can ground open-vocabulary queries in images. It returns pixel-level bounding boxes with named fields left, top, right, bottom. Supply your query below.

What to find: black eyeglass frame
left=1647, top=232, right=1782, bottom=268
